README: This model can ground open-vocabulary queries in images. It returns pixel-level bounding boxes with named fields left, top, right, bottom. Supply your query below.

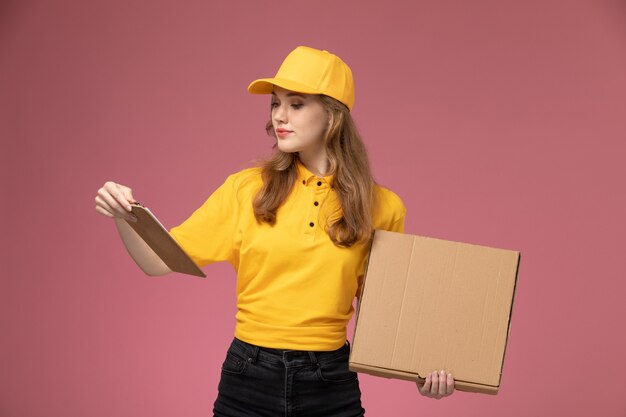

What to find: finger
left=116, top=183, right=137, bottom=206
left=430, top=370, right=439, bottom=396
left=420, top=372, right=432, bottom=395
left=95, top=196, right=136, bottom=221
left=99, top=184, right=132, bottom=216
left=96, top=192, right=124, bottom=217
left=95, top=205, right=114, bottom=218
left=446, top=373, right=455, bottom=395
left=438, top=370, right=447, bottom=396
left=96, top=191, right=134, bottom=220
left=95, top=194, right=115, bottom=216
left=102, top=182, right=132, bottom=212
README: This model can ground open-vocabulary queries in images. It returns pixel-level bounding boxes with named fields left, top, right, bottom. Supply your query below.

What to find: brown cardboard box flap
left=349, top=230, right=520, bottom=394
left=125, top=203, right=206, bottom=277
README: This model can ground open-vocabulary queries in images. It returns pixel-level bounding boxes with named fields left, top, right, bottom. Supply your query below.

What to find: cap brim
left=247, top=77, right=321, bottom=95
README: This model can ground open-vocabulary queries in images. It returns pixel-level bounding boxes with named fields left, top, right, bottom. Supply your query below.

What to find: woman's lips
left=276, top=129, right=293, bottom=137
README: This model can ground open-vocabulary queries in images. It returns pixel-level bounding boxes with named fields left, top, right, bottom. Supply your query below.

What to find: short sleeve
left=387, top=211, right=406, bottom=233
left=169, top=174, right=240, bottom=268
left=356, top=187, right=406, bottom=300
left=378, top=187, right=406, bottom=234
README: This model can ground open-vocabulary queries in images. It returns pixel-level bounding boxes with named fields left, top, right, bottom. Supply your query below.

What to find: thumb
left=417, top=373, right=431, bottom=394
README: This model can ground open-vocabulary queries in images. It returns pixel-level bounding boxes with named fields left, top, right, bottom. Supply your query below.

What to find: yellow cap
left=248, top=46, right=355, bottom=111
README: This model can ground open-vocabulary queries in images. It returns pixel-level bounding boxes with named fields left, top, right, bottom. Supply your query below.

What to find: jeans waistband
left=229, top=337, right=351, bottom=367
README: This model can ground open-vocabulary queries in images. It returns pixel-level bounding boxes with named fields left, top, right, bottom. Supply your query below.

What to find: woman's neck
left=297, top=152, right=330, bottom=178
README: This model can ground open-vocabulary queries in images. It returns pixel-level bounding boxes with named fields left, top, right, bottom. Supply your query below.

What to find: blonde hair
left=252, top=95, right=378, bottom=248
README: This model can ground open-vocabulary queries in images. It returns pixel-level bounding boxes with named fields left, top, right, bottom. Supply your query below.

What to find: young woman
left=95, top=46, right=454, bottom=416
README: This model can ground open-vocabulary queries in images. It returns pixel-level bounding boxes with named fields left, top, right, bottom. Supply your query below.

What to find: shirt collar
left=295, top=158, right=334, bottom=187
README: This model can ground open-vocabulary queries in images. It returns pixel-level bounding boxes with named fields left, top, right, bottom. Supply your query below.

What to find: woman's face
left=270, top=86, right=329, bottom=156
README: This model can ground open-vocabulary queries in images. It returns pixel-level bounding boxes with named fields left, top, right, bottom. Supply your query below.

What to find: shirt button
left=314, top=201, right=319, bottom=206
left=309, top=222, right=314, bottom=227
left=317, top=181, right=322, bottom=186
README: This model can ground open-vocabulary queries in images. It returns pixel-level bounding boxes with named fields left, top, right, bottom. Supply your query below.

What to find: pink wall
left=2, top=0, right=625, bottom=416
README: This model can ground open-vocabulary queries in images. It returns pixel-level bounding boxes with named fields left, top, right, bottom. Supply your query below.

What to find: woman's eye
left=291, top=103, right=303, bottom=109
left=270, top=102, right=279, bottom=108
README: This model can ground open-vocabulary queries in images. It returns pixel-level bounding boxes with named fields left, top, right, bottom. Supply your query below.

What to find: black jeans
left=213, top=337, right=365, bottom=417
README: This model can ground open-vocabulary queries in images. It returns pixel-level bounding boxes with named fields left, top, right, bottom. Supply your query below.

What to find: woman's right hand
left=95, top=181, right=138, bottom=222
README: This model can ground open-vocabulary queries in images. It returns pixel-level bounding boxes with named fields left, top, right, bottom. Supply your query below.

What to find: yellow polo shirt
left=169, top=158, right=406, bottom=350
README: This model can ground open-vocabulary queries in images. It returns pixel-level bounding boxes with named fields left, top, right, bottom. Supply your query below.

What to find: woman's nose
left=273, top=104, right=287, bottom=124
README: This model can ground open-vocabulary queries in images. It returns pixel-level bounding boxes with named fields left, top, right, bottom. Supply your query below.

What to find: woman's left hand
left=416, top=370, right=455, bottom=399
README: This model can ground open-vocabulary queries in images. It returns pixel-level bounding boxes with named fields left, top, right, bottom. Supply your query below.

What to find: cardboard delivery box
left=349, top=230, right=520, bottom=395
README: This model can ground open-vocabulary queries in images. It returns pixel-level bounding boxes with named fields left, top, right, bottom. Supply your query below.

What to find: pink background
left=1, top=0, right=625, bottom=416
